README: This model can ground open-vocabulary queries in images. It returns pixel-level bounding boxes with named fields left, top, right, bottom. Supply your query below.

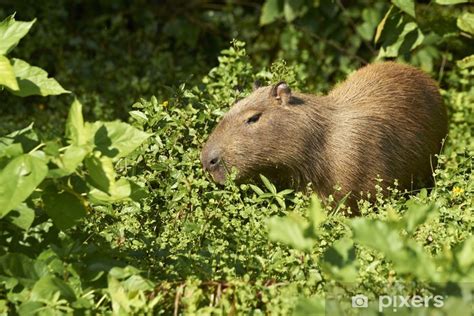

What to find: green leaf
left=4, top=203, right=35, bottom=230
left=0, top=154, right=47, bottom=217
left=403, top=201, right=437, bottom=234
left=392, top=0, right=415, bottom=18
left=457, top=55, right=474, bottom=69
left=293, top=297, right=326, bottom=316
left=109, top=266, right=142, bottom=279
left=0, top=15, right=36, bottom=55
left=0, top=123, right=39, bottom=157
left=260, top=0, right=284, bottom=25
left=321, top=238, right=358, bottom=282
left=129, top=181, right=148, bottom=202
left=66, top=99, right=87, bottom=146
left=375, top=7, right=393, bottom=44
left=357, top=8, right=383, bottom=41
left=0, top=253, right=47, bottom=286
left=435, top=0, right=468, bottom=4
left=109, top=178, right=132, bottom=200
left=122, top=274, right=154, bottom=292
left=129, top=110, right=148, bottom=123
left=283, top=0, right=305, bottom=22
left=17, top=302, right=45, bottom=315
left=0, top=143, right=23, bottom=161
left=249, top=184, right=265, bottom=196
left=455, top=236, right=474, bottom=272
left=108, top=276, right=131, bottom=314
left=267, top=213, right=314, bottom=251
left=85, top=155, right=116, bottom=193
left=42, top=191, right=87, bottom=231
left=351, top=219, right=404, bottom=255
left=30, top=275, right=76, bottom=302
left=260, top=174, right=277, bottom=194
left=457, top=12, right=474, bottom=35
left=0, top=55, right=19, bottom=90
left=107, top=266, right=152, bottom=314
left=377, top=14, right=424, bottom=58
left=87, top=121, right=151, bottom=159
left=275, top=196, right=286, bottom=209
left=399, top=242, right=440, bottom=280
left=58, top=145, right=90, bottom=176
left=7, top=58, right=70, bottom=97
left=278, top=189, right=293, bottom=196
left=308, top=194, right=326, bottom=229
left=89, top=178, right=132, bottom=202
left=351, top=218, right=440, bottom=280
left=43, top=141, right=61, bottom=157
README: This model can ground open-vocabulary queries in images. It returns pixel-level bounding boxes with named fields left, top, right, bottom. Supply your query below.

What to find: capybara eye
left=246, top=113, right=261, bottom=124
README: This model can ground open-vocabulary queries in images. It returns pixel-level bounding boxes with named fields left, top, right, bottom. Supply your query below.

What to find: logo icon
left=352, top=294, right=369, bottom=308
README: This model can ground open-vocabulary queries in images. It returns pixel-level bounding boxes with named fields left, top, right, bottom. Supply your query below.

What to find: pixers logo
left=378, top=295, right=444, bottom=312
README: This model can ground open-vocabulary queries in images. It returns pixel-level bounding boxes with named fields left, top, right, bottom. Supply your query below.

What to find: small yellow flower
left=452, top=186, right=464, bottom=197
left=162, top=100, right=169, bottom=107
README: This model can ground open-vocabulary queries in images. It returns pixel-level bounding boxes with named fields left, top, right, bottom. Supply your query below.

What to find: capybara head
left=201, top=81, right=327, bottom=187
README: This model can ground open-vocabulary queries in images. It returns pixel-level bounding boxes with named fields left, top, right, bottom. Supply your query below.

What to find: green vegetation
left=0, top=1, right=472, bottom=314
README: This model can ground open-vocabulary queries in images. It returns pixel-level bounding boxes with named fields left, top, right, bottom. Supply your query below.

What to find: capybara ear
left=272, top=81, right=291, bottom=105
left=252, top=80, right=263, bottom=90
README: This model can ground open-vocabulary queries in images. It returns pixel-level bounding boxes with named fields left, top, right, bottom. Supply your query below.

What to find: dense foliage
left=0, top=1, right=473, bottom=315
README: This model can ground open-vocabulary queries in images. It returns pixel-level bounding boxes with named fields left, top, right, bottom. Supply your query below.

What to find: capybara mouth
left=207, top=166, right=226, bottom=184
left=201, top=147, right=232, bottom=184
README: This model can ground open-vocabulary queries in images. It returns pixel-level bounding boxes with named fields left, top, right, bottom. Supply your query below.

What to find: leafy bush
left=0, top=15, right=68, bottom=97
left=0, top=1, right=473, bottom=314
left=0, top=99, right=151, bottom=313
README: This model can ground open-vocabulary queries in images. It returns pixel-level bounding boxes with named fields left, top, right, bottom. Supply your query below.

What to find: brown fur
left=201, top=62, right=448, bottom=210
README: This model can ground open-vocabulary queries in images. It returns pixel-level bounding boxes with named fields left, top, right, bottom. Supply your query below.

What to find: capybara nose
left=209, top=156, right=220, bottom=168
left=201, top=148, right=221, bottom=171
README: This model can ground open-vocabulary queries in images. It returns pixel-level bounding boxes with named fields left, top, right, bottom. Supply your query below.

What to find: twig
left=28, top=142, right=45, bottom=153
left=298, top=26, right=369, bottom=65
left=335, top=0, right=376, bottom=55
left=438, top=53, right=447, bottom=84
left=173, top=284, right=185, bottom=316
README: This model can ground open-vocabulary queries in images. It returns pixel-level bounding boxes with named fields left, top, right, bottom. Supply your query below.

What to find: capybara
left=201, top=62, right=448, bottom=211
